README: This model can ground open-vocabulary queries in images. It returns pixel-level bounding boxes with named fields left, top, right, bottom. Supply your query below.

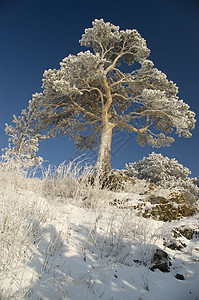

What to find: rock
left=83, top=170, right=135, bottom=192
left=169, top=191, right=197, bottom=206
left=177, top=191, right=197, bottom=205
left=175, top=274, right=185, bottom=280
left=164, top=240, right=187, bottom=251
left=150, top=249, right=171, bottom=272
left=175, top=226, right=199, bottom=240
left=110, top=198, right=130, bottom=208
left=142, top=202, right=178, bottom=221
left=172, top=225, right=199, bottom=240
left=163, top=224, right=199, bottom=251
left=101, top=170, right=135, bottom=191
left=141, top=191, right=198, bottom=221
left=147, top=195, right=169, bottom=204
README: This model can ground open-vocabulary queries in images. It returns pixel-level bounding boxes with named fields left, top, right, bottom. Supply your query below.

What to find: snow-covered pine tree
left=5, top=19, right=196, bottom=179
left=125, top=152, right=198, bottom=195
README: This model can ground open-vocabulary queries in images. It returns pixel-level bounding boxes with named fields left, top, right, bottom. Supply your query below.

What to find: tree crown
left=5, top=19, right=196, bottom=161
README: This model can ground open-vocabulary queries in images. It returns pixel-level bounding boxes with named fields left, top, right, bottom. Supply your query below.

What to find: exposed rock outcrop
left=163, top=224, right=199, bottom=250
left=142, top=191, right=198, bottom=221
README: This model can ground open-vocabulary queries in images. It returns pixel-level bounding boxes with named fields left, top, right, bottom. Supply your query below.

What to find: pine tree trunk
left=95, top=77, right=115, bottom=183
left=95, top=122, right=114, bottom=180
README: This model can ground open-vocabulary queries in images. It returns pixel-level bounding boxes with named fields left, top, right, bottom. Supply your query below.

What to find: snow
left=0, top=170, right=199, bottom=299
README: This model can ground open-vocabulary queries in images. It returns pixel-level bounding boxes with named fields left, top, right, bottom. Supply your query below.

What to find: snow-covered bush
left=39, top=159, right=92, bottom=201
left=0, top=146, right=43, bottom=194
left=88, top=212, right=162, bottom=267
left=0, top=164, right=51, bottom=277
left=125, top=152, right=198, bottom=195
left=36, top=158, right=111, bottom=209
left=0, top=153, right=29, bottom=193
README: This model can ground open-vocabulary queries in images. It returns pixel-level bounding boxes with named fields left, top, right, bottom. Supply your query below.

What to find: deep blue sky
left=0, top=0, right=199, bottom=176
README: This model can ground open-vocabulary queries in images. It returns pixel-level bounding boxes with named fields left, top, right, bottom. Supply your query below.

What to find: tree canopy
left=5, top=19, right=196, bottom=175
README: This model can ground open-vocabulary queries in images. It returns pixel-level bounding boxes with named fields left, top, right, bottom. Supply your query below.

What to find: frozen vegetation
left=0, top=157, right=198, bottom=300
left=6, top=19, right=196, bottom=179
left=1, top=19, right=198, bottom=300
left=125, top=152, right=198, bottom=195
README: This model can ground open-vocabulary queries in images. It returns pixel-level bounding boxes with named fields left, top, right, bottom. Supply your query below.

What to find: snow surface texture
left=0, top=162, right=198, bottom=300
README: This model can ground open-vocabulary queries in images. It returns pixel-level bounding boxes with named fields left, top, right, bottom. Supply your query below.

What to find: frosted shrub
left=125, top=152, right=198, bottom=195
left=0, top=194, right=47, bottom=274
left=80, top=185, right=112, bottom=210
left=0, top=147, right=43, bottom=193
left=0, top=170, right=50, bottom=276
left=88, top=212, right=161, bottom=266
left=39, top=159, right=111, bottom=209
left=0, top=163, right=55, bottom=298
left=40, top=159, right=94, bottom=201
left=0, top=154, right=27, bottom=192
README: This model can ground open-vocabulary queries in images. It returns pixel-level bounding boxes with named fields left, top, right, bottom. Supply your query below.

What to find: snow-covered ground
left=0, top=167, right=199, bottom=299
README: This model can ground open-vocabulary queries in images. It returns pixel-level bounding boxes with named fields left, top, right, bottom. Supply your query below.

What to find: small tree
left=6, top=19, right=196, bottom=179
left=125, top=152, right=198, bottom=195
left=3, top=107, right=43, bottom=171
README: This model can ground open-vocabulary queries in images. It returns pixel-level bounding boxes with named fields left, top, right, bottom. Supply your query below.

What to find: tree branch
left=87, top=123, right=103, bottom=147
left=110, top=78, right=128, bottom=89
left=112, top=67, right=126, bottom=78
left=117, top=119, right=154, bottom=133
left=69, top=96, right=101, bottom=121
left=102, top=45, right=115, bottom=59
left=80, top=87, right=104, bottom=106
left=105, top=53, right=123, bottom=75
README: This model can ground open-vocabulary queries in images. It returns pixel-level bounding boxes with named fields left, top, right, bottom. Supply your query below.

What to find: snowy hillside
left=0, top=162, right=199, bottom=299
